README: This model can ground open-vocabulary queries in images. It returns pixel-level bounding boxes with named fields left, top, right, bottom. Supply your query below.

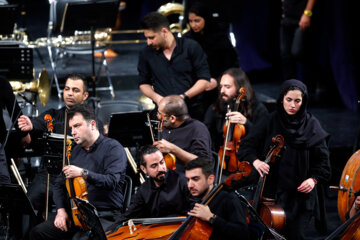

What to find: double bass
left=252, top=135, right=286, bottom=232
left=327, top=149, right=360, bottom=239
left=218, top=87, right=246, bottom=180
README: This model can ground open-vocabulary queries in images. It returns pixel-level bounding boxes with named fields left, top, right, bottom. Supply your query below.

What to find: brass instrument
left=10, top=68, right=50, bottom=106
left=158, top=2, right=189, bottom=35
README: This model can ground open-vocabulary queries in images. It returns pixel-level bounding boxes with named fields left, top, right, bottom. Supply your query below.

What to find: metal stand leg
left=95, top=51, right=115, bottom=98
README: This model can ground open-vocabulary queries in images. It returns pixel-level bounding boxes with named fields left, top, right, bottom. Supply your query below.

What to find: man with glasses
left=154, top=95, right=212, bottom=173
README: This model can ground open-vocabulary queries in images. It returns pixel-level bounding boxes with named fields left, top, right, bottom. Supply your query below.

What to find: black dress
left=237, top=79, right=331, bottom=239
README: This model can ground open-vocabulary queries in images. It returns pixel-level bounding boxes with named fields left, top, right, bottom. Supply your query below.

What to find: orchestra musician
left=184, top=157, right=250, bottom=240
left=237, top=79, right=331, bottom=239
left=17, top=73, right=91, bottom=218
left=138, top=11, right=211, bottom=121
left=154, top=95, right=212, bottom=173
left=106, top=145, right=192, bottom=233
left=30, top=104, right=127, bottom=240
left=203, top=68, right=269, bottom=152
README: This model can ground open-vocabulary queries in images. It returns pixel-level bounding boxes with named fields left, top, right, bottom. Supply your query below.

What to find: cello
left=107, top=165, right=252, bottom=240
left=252, top=135, right=286, bottom=232
left=62, top=109, right=89, bottom=230
left=218, top=87, right=246, bottom=181
left=170, top=162, right=252, bottom=240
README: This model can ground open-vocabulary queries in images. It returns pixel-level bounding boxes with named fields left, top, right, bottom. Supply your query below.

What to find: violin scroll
left=44, top=114, right=54, bottom=132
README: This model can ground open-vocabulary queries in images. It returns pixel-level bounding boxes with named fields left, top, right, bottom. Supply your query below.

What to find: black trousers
left=30, top=209, right=120, bottom=240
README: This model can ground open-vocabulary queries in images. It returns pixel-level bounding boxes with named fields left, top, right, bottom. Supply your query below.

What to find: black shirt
left=162, top=118, right=212, bottom=172
left=107, top=169, right=191, bottom=231
left=138, top=37, right=211, bottom=98
left=207, top=190, right=249, bottom=240
left=53, top=135, right=127, bottom=210
left=204, top=101, right=269, bottom=152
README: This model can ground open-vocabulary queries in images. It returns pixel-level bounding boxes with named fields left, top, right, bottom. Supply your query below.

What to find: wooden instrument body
left=259, top=198, right=286, bottom=232
left=179, top=218, right=212, bottom=240
left=251, top=135, right=286, bottom=233
left=107, top=222, right=182, bottom=239
left=218, top=87, right=246, bottom=173
left=337, top=150, right=360, bottom=222
left=218, top=123, right=246, bottom=172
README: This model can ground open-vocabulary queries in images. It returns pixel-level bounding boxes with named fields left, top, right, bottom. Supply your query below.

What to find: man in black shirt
left=138, top=12, right=210, bottom=120
left=17, top=74, right=90, bottom=215
left=106, top=145, right=191, bottom=233
left=154, top=95, right=212, bottom=173
left=30, top=104, right=127, bottom=240
left=184, top=158, right=249, bottom=240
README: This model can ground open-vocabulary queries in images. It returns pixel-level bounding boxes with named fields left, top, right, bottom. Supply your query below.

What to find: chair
left=120, top=175, right=133, bottom=212
left=47, top=0, right=119, bottom=98
left=96, top=100, right=143, bottom=125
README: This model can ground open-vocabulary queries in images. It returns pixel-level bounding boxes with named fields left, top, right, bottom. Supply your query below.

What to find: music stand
left=59, top=0, right=120, bottom=96
left=0, top=4, right=19, bottom=35
left=0, top=183, right=35, bottom=216
left=108, top=111, right=153, bottom=148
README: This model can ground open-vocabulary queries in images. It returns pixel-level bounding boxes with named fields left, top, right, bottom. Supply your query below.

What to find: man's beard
left=152, top=171, right=167, bottom=183
left=217, top=94, right=236, bottom=114
left=192, top=185, right=210, bottom=200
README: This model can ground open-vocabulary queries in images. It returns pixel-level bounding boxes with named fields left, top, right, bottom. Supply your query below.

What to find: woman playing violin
left=237, top=79, right=331, bottom=239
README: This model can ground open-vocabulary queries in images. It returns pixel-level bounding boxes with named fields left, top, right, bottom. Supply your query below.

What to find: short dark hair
left=66, top=73, right=88, bottom=93
left=140, top=12, right=170, bottom=32
left=67, top=104, right=96, bottom=124
left=138, top=145, right=160, bottom=167
left=185, top=157, right=214, bottom=177
left=163, top=95, right=188, bottom=121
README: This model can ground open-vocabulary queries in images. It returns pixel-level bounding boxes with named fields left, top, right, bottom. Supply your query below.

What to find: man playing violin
left=184, top=157, right=249, bottom=240
left=106, top=145, right=192, bottom=233
left=154, top=95, right=212, bottom=173
left=30, top=104, right=127, bottom=240
left=17, top=74, right=94, bottom=232
left=204, top=68, right=269, bottom=153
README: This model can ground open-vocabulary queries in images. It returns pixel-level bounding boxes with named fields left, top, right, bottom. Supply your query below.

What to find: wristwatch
left=82, top=169, right=88, bottom=179
left=209, top=214, right=217, bottom=224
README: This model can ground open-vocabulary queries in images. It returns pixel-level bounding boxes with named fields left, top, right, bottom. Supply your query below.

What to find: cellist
left=184, top=157, right=250, bottom=240
left=30, top=104, right=127, bottom=240
left=203, top=68, right=269, bottom=164
left=106, top=145, right=192, bottom=233
left=237, top=80, right=331, bottom=239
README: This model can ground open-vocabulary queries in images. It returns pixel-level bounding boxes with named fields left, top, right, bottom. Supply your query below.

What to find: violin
left=148, top=112, right=176, bottom=170
left=218, top=87, right=246, bottom=176
left=44, top=114, right=54, bottom=132
left=252, top=135, right=286, bottom=232
left=62, top=109, right=89, bottom=230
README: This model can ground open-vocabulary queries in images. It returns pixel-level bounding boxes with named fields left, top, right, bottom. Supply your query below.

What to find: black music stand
left=0, top=183, right=35, bottom=216
left=0, top=4, right=19, bottom=35
left=59, top=0, right=120, bottom=96
left=108, top=111, right=153, bottom=148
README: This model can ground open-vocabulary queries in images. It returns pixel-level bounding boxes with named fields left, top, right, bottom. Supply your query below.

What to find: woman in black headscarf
left=237, top=79, right=331, bottom=239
